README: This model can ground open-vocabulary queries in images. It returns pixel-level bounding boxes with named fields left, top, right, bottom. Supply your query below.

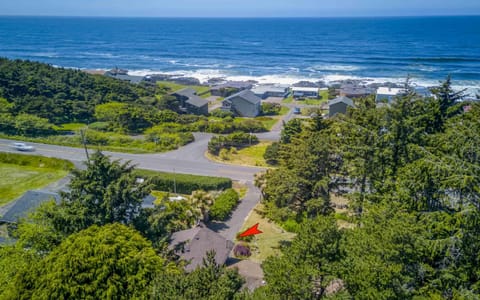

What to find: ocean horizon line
left=1, top=14, right=479, bottom=19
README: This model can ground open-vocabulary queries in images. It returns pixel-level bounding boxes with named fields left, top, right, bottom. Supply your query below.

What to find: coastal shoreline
left=82, top=67, right=480, bottom=96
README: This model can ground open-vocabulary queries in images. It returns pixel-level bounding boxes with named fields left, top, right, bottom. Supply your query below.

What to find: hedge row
left=0, top=152, right=74, bottom=170
left=134, top=169, right=232, bottom=194
left=210, top=189, right=240, bottom=221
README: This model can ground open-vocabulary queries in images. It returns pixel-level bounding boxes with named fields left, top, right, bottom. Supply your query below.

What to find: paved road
left=0, top=134, right=264, bottom=181
left=209, top=181, right=261, bottom=240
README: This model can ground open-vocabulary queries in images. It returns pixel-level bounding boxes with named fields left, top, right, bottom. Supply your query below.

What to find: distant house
left=414, top=86, right=433, bottom=98
left=329, top=96, right=355, bottom=117
left=168, top=224, right=234, bottom=272
left=375, top=87, right=407, bottom=103
left=222, top=90, right=262, bottom=117
left=210, top=81, right=253, bottom=97
left=291, top=87, right=319, bottom=99
left=251, top=85, right=289, bottom=99
left=172, top=88, right=209, bottom=115
left=0, top=191, right=60, bottom=224
left=339, top=84, right=374, bottom=98
left=104, top=68, right=145, bottom=84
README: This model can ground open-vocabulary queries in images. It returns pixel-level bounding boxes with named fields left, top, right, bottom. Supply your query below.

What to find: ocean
left=0, top=16, right=479, bottom=91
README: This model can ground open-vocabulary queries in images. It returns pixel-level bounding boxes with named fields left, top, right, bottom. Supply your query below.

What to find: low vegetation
left=208, top=132, right=259, bottom=155
left=208, top=141, right=272, bottom=167
left=134, top=169, right=232, bottom=194
left=209, top=189, right=240, bottom=221
left=236, top=203, right=296, bottom=262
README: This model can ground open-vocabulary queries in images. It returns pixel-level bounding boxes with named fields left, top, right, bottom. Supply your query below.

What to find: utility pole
left=173, top=168, right=177, bottom=195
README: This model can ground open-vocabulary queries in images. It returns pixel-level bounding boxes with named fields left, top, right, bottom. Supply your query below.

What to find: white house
left=375, top=87, right=407, bottom=103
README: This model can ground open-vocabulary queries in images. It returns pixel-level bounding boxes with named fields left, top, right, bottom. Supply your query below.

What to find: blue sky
left=2, top=0, right=480, bottom=17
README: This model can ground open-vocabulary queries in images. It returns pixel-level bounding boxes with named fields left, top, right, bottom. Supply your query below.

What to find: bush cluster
left=261, top=102, right=281, bottom=115
left=134, top=169, right=232, bottom=194
left=233, top=243, right=252, bottom=258
left=208, top=132, right=259, bottom=155
left=210, top=189, right=240, bottom=221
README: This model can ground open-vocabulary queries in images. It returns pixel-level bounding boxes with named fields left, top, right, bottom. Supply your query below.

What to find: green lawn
left=0, top=163, right=68, bottom=207
left=52, top=122, right=87, bottom=132
left=157, top=81, right=211, bottom=98
left=282, top=95, right=294, bottom=104
left=237, top=203, right=296, bottom=262
left=254, top=117, right=277, bottom=130
left=207, top=141, right=272, bottom=167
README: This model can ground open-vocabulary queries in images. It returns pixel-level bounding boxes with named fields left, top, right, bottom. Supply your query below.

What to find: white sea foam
left=307, top=64, right=362, bottom=72
left=31, top=52, right=59, bottom=58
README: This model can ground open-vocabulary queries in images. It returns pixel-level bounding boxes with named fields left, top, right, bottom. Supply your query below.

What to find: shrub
left=236, top=232, right=254, bottom=243
left=263, top=142, right=280, bottom=165
left=87, top=122, right=109, bottom=132
left=210, top=109, right=235, bottom=119
left=261, top=102, right=281, bottom=115
left=233, top=243, right=251, bottom=258
left=210, top=189, right=240, bottom=221
left=134, top=169, right=232, bottom=194
left=219, top=148, right=230, bottom=160
left=208, top=132, right=259, bottom=155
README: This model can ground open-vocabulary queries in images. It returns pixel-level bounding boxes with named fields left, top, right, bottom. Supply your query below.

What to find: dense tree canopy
left=252, top=77, right=480, bottom=298
left=0, top=58, right=157, bottom=124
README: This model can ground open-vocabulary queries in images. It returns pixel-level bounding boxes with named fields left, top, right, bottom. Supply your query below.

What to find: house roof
left=376, top=87, right=406, bottom=96
left=142, top=194, right=156, bottom=209
left=212, top=81, right=253, bottom=90
left=169, top=224, right=234, bottom=272
left=107, top=74, right=144, bottom=84
left=340, top=85, right=373, bottom=96
left=251, top=85, right=288, bottom=95
left=226, top=90, right=262, bottom=105
left=291, top=87, right=319, bottom=93
left=186, top=95, right=209, bottom=108
left=329, top=96, right=355, bottom=107
left=0, top=191, right=60, bottom=223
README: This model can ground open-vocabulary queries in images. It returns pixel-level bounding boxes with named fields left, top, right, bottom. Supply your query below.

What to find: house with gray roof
left=169, top=224, right=234, bottom=272
left=210, top=81, right=253, bottom=97
left=222, top=90, right=262, bottom=117
left=339, top=84, right=374, bottom=98
left=104, top=68, right=145, bottom=84
left=0, top=191, right=60, bottom=224
left=329, top=96, right=355, bottom=117
left=251, top=85, right=289, bottom=99
left=172, top=88, right=209, bottom=115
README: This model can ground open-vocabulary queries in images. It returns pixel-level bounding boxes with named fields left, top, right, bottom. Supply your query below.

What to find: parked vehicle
left=11, top=142, right=35, bottom=151
left=293, top=107, right=301, bottom=114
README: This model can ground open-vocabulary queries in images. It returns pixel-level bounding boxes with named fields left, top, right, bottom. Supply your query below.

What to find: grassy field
left=157, top=81, right=211, bottom=98
left=0, top=163, right=68, bottom=206
left=282, top=90, right=329, bottom=106
left=207, top=141, right=272, bottom=167
left=237, top=203, right=296, bottom=263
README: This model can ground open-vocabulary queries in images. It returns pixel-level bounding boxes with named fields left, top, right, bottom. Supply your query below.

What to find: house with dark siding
left=172, top=88, right=209, bottom=115
left=328, top=96, right=355, bottom=117
left=210, top=81, right=253, bottom=97
left=222, top=90, right=262, bottom=117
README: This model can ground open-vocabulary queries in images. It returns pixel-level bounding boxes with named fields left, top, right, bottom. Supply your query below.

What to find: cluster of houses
left=102, top=69, right=440, bottom=118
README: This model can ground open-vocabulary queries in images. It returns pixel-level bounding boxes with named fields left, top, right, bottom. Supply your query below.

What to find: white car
left=11, top=142, right=35, bottom=152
